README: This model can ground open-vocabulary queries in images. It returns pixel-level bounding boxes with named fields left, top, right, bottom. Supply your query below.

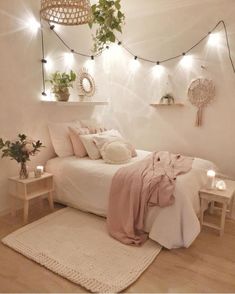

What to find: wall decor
left=77, top=68, right=96, bottom=101
left=188, top=78, right=215, bottom=127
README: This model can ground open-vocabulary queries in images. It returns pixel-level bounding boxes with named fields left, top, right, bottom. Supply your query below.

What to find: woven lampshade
left=40, top=0, right=92, bottom=26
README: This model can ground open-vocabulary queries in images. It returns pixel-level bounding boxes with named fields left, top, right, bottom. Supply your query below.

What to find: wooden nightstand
left=199, top=179, right=235, bottom=236
left=8, top=172, right=54, bottom=224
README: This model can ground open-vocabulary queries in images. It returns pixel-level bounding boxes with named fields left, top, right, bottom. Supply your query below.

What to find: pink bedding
left=107, top=151, right=194, bottom=245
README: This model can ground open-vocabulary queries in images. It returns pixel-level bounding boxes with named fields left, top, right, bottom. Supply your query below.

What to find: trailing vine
left=89, top=0, right=125, bottom=53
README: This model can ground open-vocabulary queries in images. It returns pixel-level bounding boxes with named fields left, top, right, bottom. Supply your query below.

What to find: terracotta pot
left=55, top=88, right=70, bottom=102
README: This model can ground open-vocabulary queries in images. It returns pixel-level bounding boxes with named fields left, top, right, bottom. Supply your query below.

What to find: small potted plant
left=0, top=134, right=43, bottom=179
left=48, top=70, right=76, bottom=102
left=160, top=93, right=175, bottom=105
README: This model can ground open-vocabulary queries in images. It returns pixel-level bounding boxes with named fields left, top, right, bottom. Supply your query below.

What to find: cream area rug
left=2, top=208, right=161, bottom=293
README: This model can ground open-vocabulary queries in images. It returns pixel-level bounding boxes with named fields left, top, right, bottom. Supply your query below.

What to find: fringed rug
left=2, top=208, right=161, bottom=293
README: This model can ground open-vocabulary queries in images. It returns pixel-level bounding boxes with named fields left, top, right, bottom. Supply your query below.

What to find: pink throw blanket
left=107, top=151, right=194, bottom=245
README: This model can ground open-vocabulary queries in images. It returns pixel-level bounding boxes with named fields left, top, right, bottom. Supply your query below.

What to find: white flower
left=23, top=142, right=34, bottom=153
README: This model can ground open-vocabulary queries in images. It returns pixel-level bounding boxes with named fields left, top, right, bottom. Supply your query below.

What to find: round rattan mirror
left=77, top=68, right=95, bottom=99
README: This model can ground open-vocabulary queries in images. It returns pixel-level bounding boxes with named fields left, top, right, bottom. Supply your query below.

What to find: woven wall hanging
left=188, top=78, right=215, bottom=127
left=40, top=0, right=92, bottom=26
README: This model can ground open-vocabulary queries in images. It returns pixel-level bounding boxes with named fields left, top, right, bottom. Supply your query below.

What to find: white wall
left=0, top=0, right=235, bottom=214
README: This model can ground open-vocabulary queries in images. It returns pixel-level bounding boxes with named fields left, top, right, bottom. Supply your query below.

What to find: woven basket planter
left=40, top=0, right=92, bottom=26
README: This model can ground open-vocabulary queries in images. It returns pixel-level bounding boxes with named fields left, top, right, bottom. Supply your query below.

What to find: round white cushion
left=101, top=141, right=132, bottom=164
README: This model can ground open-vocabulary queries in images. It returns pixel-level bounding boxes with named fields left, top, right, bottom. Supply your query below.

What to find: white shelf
left=150, top=102, right=184, bottom=107
left=41, top=100, right=109, bottom=106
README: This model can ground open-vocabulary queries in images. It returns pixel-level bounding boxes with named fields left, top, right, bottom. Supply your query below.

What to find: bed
left=46, top=150, right=215, bottom=249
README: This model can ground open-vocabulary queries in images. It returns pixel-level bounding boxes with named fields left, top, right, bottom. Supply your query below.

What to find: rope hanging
left=188, top=79, right=215, bottom=127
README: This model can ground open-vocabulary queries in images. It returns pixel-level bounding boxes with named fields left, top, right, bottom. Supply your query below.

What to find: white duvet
left=46, top=150, right=215, bottom=249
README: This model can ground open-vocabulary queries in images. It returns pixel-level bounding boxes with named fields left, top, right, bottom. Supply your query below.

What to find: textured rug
left=2, top=208, right=161, bottom=293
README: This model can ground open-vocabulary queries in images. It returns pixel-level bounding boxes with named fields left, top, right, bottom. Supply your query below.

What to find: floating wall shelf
left=150, top=102, right=184, bottom=107
left=41, top=101, right=109, bottom=106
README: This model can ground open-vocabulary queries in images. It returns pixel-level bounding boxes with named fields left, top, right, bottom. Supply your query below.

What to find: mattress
left=46, top=150, right=215, bottom=249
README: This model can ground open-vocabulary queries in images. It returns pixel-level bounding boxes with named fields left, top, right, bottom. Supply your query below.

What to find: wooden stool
left=199, top=179, right=235, bottom=236
left=8, top=172, right=54, bottom=224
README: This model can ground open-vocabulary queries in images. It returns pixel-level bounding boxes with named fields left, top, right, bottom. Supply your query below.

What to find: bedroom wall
left=0, top=0, right=235, bottom=214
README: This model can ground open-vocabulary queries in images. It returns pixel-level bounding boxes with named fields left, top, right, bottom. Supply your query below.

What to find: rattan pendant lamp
left=40, top=0, right=92, bottom=26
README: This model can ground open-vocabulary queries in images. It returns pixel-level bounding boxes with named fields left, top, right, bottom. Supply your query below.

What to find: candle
left=34, top=165, right=44, bottom=178
left=37, top=166, right=44, bottom=173
left=206, top=169, right=216, bottom=189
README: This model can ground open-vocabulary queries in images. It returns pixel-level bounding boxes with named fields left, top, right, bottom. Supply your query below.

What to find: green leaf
left=114, top=1, right=121, bottom=10
left=90, top=0, right=125, bottom=53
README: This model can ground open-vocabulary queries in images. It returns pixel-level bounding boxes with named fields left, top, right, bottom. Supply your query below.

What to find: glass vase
left=19, top=162, right=29, bottom=179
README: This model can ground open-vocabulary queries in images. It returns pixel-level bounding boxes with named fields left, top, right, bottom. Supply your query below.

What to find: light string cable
left=40, top=16, right=47, bottom=96
left=48, top=20, right=235, bottom=72
left=40, top=19, right=235, bottom=94
left=48, top=22, right=103, bottom=59
left=119, top=20, right=235, bottom=72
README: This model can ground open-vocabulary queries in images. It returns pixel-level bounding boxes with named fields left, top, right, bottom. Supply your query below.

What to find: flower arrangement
left=0, top=134, right=43, bottom=179
left=89, top=0, right=125, bottom=53
left=47, top=70, right=77, bottom=102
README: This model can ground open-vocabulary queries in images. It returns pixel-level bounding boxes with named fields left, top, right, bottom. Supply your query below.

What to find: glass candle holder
left=34, top=166, right=44, bottom=178
left=206, top=169, right=216, bottom=189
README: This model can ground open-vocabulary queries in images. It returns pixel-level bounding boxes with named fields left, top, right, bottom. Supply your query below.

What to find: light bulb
left=180, top=54, right=193, bottom=68
left=129, top=59, right=140, bottom=72
left=45, top=57, right=53, bottom=71
left=64, top=52, right=74, bottom=66
left=27, top=17, right=40, bottom=33
left=208, top=33, right=221, bottom=46
left=152, top=64, right=164, bottom=78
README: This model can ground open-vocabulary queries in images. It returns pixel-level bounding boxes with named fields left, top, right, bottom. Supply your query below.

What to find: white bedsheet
left=46, top=150, right=215, bottom=249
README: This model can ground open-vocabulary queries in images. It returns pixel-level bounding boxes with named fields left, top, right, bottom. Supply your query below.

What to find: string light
left=208, top=32, right=221, bottom=46
left=44, top=57, right=53, bottom=70
left=40, top=20, right=235, bottom=94
left=152, top=64, right=164, bottom=78
left=45, top=20, right=234, bottom=69
left=64, top=52, right=74, bottom=66
left=130, top=58, right=140, bottom=72
left=180, top=54, right=193, bottom=68
left=27, top=17, right=40, bottom=33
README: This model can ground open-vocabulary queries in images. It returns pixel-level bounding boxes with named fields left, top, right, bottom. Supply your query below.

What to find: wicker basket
left=40, top=0, right=92, bottom=26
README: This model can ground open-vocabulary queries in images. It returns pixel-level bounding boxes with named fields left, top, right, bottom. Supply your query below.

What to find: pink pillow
left=68, top=127, right=90, bottom=158
left=80, top=119, right=107, bottom=134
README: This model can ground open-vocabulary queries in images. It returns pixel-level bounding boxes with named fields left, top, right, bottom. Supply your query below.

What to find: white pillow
left=48, top=121, right=81, bottom=157
left=101, top=141, right=132, bottom=164
left=79, top=133, right=101, bottom=160
left=79, top=129, right=122, bottom=160
left=94, top=133, right=137, bottom=158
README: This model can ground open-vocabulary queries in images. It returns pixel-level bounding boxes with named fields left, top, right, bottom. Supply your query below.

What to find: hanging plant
left=89, top=0, right=125, bottom=53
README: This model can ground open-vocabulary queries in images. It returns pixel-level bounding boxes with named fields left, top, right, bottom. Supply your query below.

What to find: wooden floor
left=0, top=201, right=235, bottom=293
